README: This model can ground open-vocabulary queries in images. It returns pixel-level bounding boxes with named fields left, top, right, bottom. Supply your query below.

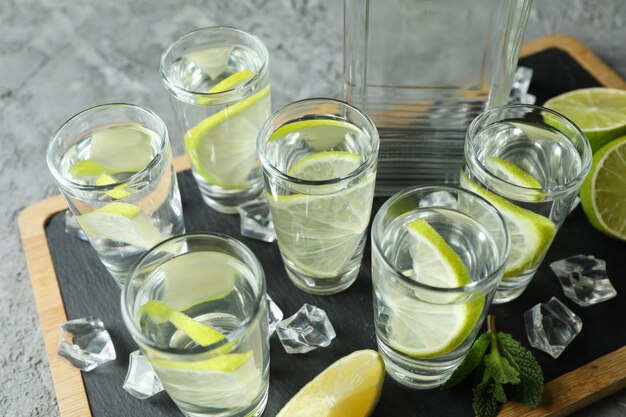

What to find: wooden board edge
left=17, top=155, right=189, bottom=417
left=498, top=345, right=626, bottom=416
left=520, top=34, right=626, bottom=89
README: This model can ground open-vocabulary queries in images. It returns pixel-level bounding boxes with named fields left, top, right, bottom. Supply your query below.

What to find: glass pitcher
left=344, top=0, right=532, bottom=195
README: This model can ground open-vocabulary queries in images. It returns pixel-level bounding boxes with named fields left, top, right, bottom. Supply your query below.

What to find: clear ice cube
left=58, top=317, right=116, bottom=371
left=524, top=297, right=582, bottom=359
left=65, top=210, right=88, bottom=241
left=509, top=66, right=536, bottom=105
left=569, top=196, right=580, bottom=214
left=237, top=199, right=276, bottom=243
left=123, top=351, right=164, bottom=399
left=267, top=294, right=283, bottom=336
left=418, top=191, right=457, bottom=209
left=550, top=255, right=616, bottom=307
left=276, top=304, right=336, bottom=354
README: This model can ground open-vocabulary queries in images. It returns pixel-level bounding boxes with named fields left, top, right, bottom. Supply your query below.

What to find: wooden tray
left=19, top=34, right=626, bottom=417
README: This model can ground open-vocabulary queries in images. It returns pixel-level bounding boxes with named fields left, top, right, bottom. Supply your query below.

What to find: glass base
left=493, top=269, right=537, bottom=304
left=176, top=383, right=268, bottom=417
left=284, top=262, right=360, bottom=295
left=194, top=173, right=263, bottom=214
left=377, top=338, right=463, bottom=390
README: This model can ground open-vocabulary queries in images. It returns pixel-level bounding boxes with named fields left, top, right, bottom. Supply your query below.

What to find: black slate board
left=45, top=48, right=625, bottom=417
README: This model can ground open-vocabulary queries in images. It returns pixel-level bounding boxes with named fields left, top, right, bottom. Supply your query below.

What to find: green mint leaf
left=490, top=381, right=507, bottom=403
left=443, top=332, right=491, bottom=389
left=484, top=332, right=520, bottom=385
left=472, top=367, right=500, bottom=417
left=497, top=332, right=544, bottom=407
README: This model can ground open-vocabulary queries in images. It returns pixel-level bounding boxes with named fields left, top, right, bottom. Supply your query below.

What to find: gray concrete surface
left=1, top=1, right=625, bottom=416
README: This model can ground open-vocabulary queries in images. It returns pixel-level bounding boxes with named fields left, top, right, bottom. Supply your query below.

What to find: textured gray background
left=1, top=0, right=625, bottom=416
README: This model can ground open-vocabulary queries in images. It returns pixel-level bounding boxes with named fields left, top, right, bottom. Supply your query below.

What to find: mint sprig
left=443, top=315, right=544, bottom=417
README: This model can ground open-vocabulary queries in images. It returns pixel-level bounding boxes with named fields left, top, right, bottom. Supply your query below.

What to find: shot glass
left=371, top=186, right=510, bottom=389
left=46, top=103, right=185, bottom=286
left=121, top=233, right=270, bottom=417
left=160, top=27, right=271, bottom=213
left=258, top=99, right=379, bottom=295
left=462, top=104, right=592, bottom=303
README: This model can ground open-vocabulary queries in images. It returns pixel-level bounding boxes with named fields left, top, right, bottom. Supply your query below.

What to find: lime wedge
left=544, top=88, right=626, bottom=152
left=185, top=85, right=270, bottom=189
left=76, top=202, right=162, bottom=249
left=88, top=125, right=154, bottom=173
left=269, top=119, right=361, bottom=150
left=383, top=219, right=483, bottom=359
left=95, top=173, right=131, bottom=199
left=69, top=160, right=109, bottom=179
left=485, top=157, right=542, bottom=189
left=268, top=152, right=373, bottom=278
left=276, top=350, right=384, bottom=417
left=460, top=173, right=556, bottom=278
left=184, top=46, right=232, bottom=80
left=580, top=135, right=626, bottom=241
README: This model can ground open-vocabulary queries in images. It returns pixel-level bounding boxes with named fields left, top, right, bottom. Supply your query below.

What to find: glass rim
left=46, top=103, right=169, bottom=192
left=159, top=26, right=270, bottom=101
left=466, top=104, right=593, bottom=195
left=372, top=185, right=510, bottom=293
left=121, top=232, right=266, bottom=356
left=257, top=97, right=380, bottom=186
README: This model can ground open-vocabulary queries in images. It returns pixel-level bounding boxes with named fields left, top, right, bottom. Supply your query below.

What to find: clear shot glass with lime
left=121, top=233, right=270, bottom=417
left=462, top=104, right=592, bottom=303
left=160, top=27, right=271, bottom=214
left=371, top=186, right=510, bottom=389
left=258, top=98, right=379, bottom=295
left=46, top=104, right=185, bottom=286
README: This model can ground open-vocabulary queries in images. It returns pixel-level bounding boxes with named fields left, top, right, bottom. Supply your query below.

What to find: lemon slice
left=76, top=202, right=162, bottom=249
left=185, top=85, right=270, bottom=189
left=184, top=46, right=232, bottom=80
left=269, top=119, right=362, bottom=150
left=580, top=135, right=626, bottom=241
left=95, top=173, right=131, bottom=199
left=544, top=88, right=626, bottom=152
left=460, top=173, right=556, bottom=278
left=485, top=157, right=542, bottom=189
left=268, top=152, right=373, bottom=278
left=383, top=219, right=482, bottom=359
left=276, top=350, right=384, bottom=417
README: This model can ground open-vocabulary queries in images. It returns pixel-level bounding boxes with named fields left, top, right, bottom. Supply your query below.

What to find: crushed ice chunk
left=550, top=255, right=616, bottom=307
left=418, top=191, right=457, bottom=209
left=276, top=304, right=336, bottom=354
left=267, top=295, right=283, bottom=336
left=237, top=199, right=275, bottom=243
left=58, top=317, right=116, bottom=371
left=524, top=297, right=582, bottom=359
left=65, top=210, right=88, bottom=241
left=123, top=351, right=164, bottom=399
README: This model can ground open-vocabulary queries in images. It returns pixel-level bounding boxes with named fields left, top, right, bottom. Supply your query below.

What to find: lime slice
left=69, top=160, right=109, bottom=179
left=580, top=135, right=626, bottom=241
left=288, top=151, right=362, bottom=180
left=184, top=46, right=232, bottom=80
left=76, top=202, right=162, bottom=249
left=485, top=157, right=542, bottom=189
left=383, top=219, right=483, bottom=359
left=276, top=350, right=384, bottom=417
left=268, top=152, right=373, bottom=278
left=88, top=125, right=154, bottom=173
left=544, top=88, right=626, bottom=152
left=151, top=352, right=252, bottom=372
left=185, top=85, right=270, bottom=189
left=460, top=174, right=556, bottom=278
left=269, top=119, right=361, bottom=150
left=95, top=173, right=131, bottom=199
left=209, top=69, right=254, bottom=93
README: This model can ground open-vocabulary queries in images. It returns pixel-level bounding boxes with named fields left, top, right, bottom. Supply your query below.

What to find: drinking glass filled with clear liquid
left=46, top=103, right=185, bottom=286
left=461, top=104, right=592, bottom=303
left=121, top=233, right=270, bottom=417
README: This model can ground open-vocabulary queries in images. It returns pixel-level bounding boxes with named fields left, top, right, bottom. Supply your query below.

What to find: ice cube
left=550, top=255, right=616, bottom=307
left=58, top=317, right=116, bottom=371
left=267, top=294, right=283, bottom=336
left=123, top=351, right=164, bottom=399
left=509, top=67, right=536, bottom=105
left=418, top=191, right=457, bottom=209
left=276, top=304, right=336, bottom=354
left=237, top=199, right=275, bottom=243
left=65, top=210, right=88, bottom=241
left=524, top=297, right=582, bottom=359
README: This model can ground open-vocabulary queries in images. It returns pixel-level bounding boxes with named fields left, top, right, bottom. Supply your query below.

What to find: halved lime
left=276, top=350, right=384, bottom=417
left=460, top=174, right=556, bottom=278
left=185, top=85, right=270, bottom=189
left=384, top=219, right=483, bottom=359
left=76, top=202, right=162, bottom=249
left=544, top=88, right=626, bottom=152
left=268, top=152, right=373, bottom=278
left=580, top=135, right=626, bottom=241
left=269, top=119, right=362, bottom=150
